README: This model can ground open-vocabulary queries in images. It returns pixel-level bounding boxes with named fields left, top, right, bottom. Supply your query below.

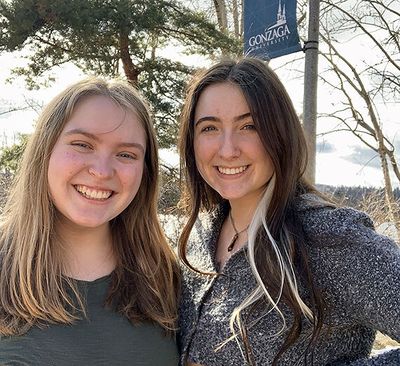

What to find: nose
left=88, top=155, right=115, bottom=179
left=218, top=131, right=240, bottom=159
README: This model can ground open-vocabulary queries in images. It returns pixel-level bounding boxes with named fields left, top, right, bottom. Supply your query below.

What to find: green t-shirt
left=0, top=275, right=179, bottom=366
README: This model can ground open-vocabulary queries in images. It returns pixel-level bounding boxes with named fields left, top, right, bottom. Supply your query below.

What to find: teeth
left=74, top=185, right=113, bottom=200
left=218, top=166, right=248, bottom=175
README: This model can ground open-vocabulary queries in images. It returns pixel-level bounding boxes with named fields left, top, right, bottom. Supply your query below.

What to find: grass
left=372, top=332, right=400, bottom=354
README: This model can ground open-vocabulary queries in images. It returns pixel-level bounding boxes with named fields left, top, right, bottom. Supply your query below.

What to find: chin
left=218, top=191, right=245, bottom=200
left=67, top=217, right=110, bottom=230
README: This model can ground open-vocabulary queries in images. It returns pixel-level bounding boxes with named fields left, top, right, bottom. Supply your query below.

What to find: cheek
left=121, top=163, right=144, bottom=191
left=193, top=153, right=211, bottom=186
left=194, top=147, right=207, bottom=177
left=49, top=150, right=86, bottom=176
left=48, top=151, right=87, bottom=196
left=48, top=152, right=63, bottom=191
left=194, top=137, right=210, bottom=166
left=259, top=148, right=275, bottom=176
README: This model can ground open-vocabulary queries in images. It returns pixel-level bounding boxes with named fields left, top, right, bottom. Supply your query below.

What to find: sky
left=0, top=47, right=398, bottom=189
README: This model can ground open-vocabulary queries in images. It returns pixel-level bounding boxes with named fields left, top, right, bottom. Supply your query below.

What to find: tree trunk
left=386, top=148, right=400, bottom=183
left=232, top=0, right=240, bottom=38
left=303, top=0, right=320, bottom=184
left=376, top=135, right=400, bottom=235
left=119, top=31, right=140, bottom=84
left=213, top=0, right=228, bottom=32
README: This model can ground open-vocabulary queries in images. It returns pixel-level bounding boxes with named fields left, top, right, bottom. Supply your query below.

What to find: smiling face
left=47, top=95, right=146, bottom=233
left=193, top=82, right=274, bottom=208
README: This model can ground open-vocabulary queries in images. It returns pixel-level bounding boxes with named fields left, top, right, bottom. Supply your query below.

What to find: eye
left=201, top=125, right=217, bottom=132
left=242, top=123, right=257, bottom=131
left=117, top=152, right=137, bottom=160
left=71, top=141, right=92, bottom=150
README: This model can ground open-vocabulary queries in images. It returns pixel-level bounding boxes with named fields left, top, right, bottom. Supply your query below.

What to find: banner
left=244, top=0, right=302, bottom=60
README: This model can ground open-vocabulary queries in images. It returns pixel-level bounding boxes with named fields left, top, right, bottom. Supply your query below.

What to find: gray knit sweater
left=178, top=195, right=400, bottom=365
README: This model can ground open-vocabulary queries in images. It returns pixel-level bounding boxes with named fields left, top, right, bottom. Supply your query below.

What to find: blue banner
left=244, top=0, right=302, bottom=60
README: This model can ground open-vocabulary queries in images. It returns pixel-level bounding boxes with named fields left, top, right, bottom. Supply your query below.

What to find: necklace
left=227, top=210, right=249, bottom=252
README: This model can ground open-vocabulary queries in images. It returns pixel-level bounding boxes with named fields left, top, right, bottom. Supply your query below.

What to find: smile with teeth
left=74, top=185, right=113, bottom=200
left=217, top=165, right=248, bottom=175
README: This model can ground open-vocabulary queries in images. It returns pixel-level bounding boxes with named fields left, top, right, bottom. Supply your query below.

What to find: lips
left=217, top=165, right=248, bottom=175
left=74, top=185, right=113, bottom=200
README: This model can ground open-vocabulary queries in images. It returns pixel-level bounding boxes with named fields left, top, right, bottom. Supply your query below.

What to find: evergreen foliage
left=0, top=0, right=241, bottom=147
left=0, top=133, right=28, bottom=174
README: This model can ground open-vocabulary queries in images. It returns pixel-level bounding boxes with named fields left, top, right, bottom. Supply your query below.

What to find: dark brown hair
left=178, top=58, right=325, bottom=365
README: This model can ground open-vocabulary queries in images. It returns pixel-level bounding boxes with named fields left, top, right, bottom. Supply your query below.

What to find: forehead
left=64, top=95, right=134, bottom=134
left=61, top=95, right=147, bottom=145
left=194, top=82, right=250, bottom=119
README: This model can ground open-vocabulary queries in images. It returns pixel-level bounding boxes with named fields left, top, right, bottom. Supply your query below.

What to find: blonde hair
left=225, top=176, right=314, bottom=358
left=0, top=77, right=179, bottom=335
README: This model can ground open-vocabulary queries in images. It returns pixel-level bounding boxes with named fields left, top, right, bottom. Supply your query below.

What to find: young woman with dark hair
left=178, top=58, right=400, bottom=366
left=0, top=78, right=179, bottom=365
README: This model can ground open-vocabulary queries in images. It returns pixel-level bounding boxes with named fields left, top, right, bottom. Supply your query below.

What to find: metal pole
left=303, top=0, right=320, bottom=184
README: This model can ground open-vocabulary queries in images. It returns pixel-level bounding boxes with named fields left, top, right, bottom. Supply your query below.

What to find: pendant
left=227, top=233, right=239, bottom=252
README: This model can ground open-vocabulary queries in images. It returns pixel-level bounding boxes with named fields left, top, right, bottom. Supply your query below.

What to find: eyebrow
left=64, top=128, right=145, bottom=153
left=195, top=112, right=252, bottom=127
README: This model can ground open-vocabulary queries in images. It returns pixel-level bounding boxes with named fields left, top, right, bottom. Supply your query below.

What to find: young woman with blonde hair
left=178, top=58, right=400, bottom=366
left=0, top=78, right=179, bottom=365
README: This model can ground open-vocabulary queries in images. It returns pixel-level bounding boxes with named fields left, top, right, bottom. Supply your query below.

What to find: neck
left=56, top=220, right=116, bottom=281
left=229, top=201, right=258, bottom=231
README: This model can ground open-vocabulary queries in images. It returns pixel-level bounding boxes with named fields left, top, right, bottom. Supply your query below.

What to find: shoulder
left=190, top=204, right=228, bottom=246
left=293, top=193, right=378, bottom=248
left=292, top=193, right=400, bottom=295
left=183, top=204, right=228, bottom=272
left=293, top=194, right=400, bottom=332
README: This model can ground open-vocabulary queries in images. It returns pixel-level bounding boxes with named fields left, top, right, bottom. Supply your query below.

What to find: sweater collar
left=187, top=202, right=229, bottom=273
